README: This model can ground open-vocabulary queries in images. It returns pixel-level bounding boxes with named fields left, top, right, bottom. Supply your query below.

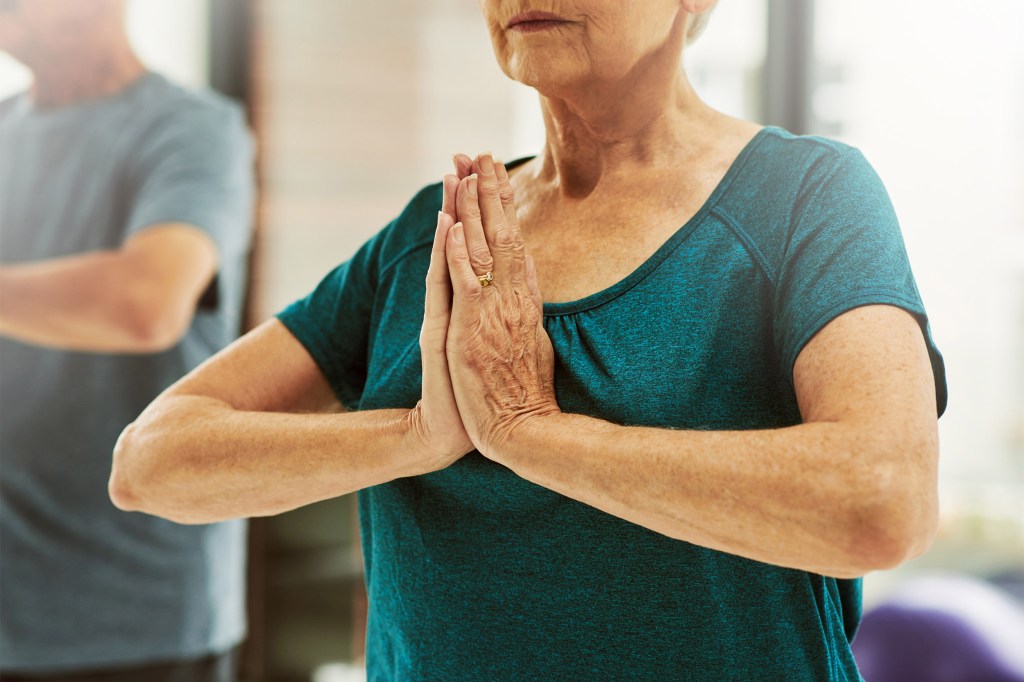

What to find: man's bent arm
left=0, top=224, right=217, bottom=353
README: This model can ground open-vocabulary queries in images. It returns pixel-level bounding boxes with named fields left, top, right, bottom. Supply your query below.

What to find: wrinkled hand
left=406, top=171, right=475, bottom=472
left=439, top=153, right=560, bottom=456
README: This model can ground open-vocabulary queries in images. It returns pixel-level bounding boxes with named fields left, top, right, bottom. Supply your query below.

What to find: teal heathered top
left=277, top=126, right=947, bottom=681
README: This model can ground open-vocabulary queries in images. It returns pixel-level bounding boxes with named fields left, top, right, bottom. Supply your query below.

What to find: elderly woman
left=111, top=1, right=946, bottom=679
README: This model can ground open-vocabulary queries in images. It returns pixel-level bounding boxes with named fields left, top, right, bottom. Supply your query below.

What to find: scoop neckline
left=505, top=125, right=779, bottom=318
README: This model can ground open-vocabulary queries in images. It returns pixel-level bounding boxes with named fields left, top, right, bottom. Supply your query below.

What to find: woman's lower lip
left=508, top=20, right=568, bottom=33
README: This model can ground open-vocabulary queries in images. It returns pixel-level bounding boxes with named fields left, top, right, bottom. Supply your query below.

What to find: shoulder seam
left=710, top=140, right=847, bottom=288
left=777, top=144, right=846, bottom=282
left=710, top=208, right=777, bottom=287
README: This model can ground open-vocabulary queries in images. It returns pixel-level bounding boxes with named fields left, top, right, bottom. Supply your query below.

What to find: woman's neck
left=533, top=70, right=717, bottom=197
left=525, top=5, right=721, bottom=199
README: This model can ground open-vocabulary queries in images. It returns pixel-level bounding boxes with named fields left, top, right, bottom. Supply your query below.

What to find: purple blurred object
left=852, top=574, right=1024, bottom=682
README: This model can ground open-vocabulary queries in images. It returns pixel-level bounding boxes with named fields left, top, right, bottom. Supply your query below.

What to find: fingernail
left=480, top=153, right=494, bottom=175
left=467, top=175, right=478, bottom=197
left=452, top=223, right=464, bottom=243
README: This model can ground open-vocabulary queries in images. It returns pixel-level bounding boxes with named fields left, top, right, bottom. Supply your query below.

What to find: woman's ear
left=680, top=0, right=717, bottom=44
left=680, top=0, right=717, bottom=16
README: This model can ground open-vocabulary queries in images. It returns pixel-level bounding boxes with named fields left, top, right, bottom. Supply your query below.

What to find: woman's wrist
left=396, top=403, right=466, bottom=477
left=485, top=407, right=566, bottom=468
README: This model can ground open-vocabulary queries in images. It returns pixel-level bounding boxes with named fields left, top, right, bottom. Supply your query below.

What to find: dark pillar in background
left=206, top=2, right=263, bottom=681
left=207, top=0, right=262, bottom=338
left=763, top=0, right=815, bottom=135
left=206, top=0, right=260, bottom=335
left=208, top=0, right=253, bottom=108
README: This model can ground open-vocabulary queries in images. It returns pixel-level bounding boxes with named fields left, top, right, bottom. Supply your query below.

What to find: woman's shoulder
left=712, top=124, right=882, bottom=227
left=751, top=125, right=870, bottom=181
left=715, top=126, right=898, bottom=279
left=722, top=125, right=888, bottom=215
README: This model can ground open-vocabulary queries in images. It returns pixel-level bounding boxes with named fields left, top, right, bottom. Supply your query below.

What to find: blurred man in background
left=0, top=1, right=253, bottom=679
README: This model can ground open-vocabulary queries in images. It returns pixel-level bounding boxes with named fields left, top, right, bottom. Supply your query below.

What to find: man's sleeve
left=275, top=226, right=390, bottom=410
left=773, top=146, right=948, bottom=415
left=125, top=100, right=255, bottom=271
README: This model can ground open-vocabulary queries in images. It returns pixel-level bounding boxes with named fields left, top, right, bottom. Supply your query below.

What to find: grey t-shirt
left=0, top=72, right=253, bottom=672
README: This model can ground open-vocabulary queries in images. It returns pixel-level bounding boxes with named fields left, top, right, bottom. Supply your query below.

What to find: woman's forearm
left=491, top=411, right=936, bottom=578
left=110, top=394, right=428, bottom=524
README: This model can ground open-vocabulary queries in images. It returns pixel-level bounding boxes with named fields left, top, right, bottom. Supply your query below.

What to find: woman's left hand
left=438, top=153, right=560, bottom=457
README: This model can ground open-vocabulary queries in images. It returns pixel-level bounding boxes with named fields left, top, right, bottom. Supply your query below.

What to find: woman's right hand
left=406, top=173, right=476, bottom=473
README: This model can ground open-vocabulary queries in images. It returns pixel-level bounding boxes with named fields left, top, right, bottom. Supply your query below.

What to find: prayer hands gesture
left=408, top=153, right=559, bottom=471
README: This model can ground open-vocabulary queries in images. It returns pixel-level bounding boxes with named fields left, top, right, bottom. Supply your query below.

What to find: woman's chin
left=504, top=59, right=583, bottom=97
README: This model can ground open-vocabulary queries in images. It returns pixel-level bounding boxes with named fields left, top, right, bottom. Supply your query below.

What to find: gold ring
left=478, top=271, right=493, bottom=287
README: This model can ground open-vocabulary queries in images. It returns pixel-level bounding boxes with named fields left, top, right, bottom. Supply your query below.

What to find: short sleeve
left=275, top=226, right=389, bottom=409
left=125, top=101, right=255, bottom=264
left=774, top=146, right=947, bottom=415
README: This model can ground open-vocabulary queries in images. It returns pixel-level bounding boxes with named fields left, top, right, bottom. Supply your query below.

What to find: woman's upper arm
left=793, top=303, right=939, bottom=531
left=792, top=304, right=941, bottom=559
left=793, top=304, right=936, bottom=432
left=164, top=317, right=344, bottom=414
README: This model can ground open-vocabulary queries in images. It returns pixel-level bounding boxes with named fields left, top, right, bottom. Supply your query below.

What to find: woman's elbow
left=109, top=445, right=210, bottom=525
left=109, top=397, right=235, bottom=525
left=109, top=417, right=171, bottom=512
left=108, top=414, right=193, bottom=522
left=848, top=460, right=939, bottom=573
left=109, top=420, right=150, bottom=512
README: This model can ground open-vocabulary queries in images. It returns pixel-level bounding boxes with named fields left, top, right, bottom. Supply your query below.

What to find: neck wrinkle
left=532, top=9, right=712, bottom=199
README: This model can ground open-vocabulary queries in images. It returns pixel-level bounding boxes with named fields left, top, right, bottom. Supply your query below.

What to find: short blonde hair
left=686, top=6, right=716, bottom=44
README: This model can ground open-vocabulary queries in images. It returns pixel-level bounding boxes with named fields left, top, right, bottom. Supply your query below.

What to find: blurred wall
left=251, top=0, right=527, bottom=320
